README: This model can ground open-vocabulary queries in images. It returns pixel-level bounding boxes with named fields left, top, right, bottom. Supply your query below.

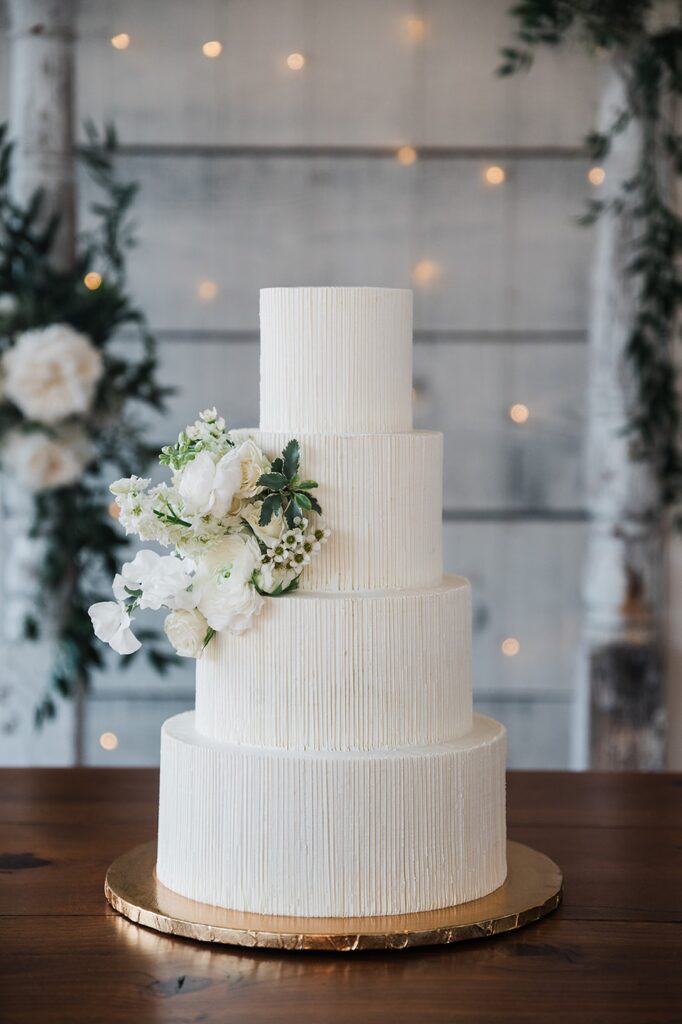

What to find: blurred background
left=0, top=0, right=679, bottom=770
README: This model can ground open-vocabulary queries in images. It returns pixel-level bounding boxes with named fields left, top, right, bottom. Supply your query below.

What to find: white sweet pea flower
left=163, top=608, right=208, bottom=658
left=89, top=602, right=141, bottom=655
left=112, top=549, right=196, bottom=611
left=177, top=449, right=243, bottom=517
left=194, top=535, right=264, bottom=634
left=3, top=324, right=103, bottom=424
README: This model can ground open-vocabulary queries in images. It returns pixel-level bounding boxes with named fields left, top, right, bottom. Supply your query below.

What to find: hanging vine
left=500, top=1, right=682, bottom=522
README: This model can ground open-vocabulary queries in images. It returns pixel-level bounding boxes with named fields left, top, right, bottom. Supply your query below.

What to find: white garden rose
left=163, top=608, right=208, bottom=658
left=3, top=427, right=93, bottom=491
left=177, top=448, right=243, bottom=517
left=240, top=499, right=284, bottom=547
left=194, top=534, right=264, bottom=633
left=234, top=438, right=271, bottom=499
left=3, top=324, right=103, bottom=424
left=88, top=601, right=141, bottom=655
left=112, top=549, right=197, bottom=611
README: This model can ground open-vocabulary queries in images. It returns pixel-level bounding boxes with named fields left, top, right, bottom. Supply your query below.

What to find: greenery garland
left=0, top=121, right=175, bottom=726
left=500, top=1, right=682, bottom=522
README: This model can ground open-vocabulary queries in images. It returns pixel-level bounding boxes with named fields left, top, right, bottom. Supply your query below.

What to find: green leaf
left=257, top=471, right=287, bottom=491
left=282, top=438, right=300, bottom=480
left=259, top=492, right=282, bottom=526
left=284, top=498, right=302, bottom=529
left=294, top=491, right=312, bottom=509
left=296, top=479, right=318, bottom=489
left=270, top=457, right=284, bottom=474
left=202, top=626, right=216, bottom=649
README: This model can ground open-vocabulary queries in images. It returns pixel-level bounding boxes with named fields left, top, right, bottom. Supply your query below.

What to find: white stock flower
left=194, top=534, right=264, bottom=633
left=112, top=549, right=196, bottom=611
left=88, top=602, right=141, bottom=655
left=177, top=449, right=243, bottom=517
left=163, top=608, right=208, bottom=658
left=3, top=324, right=103, bottom=424
left=3, top=427, right=93, bottom=491
left=110, top=475, right=151, bottom=496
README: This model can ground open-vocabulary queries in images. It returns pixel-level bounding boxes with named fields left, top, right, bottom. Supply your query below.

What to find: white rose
left=112, top=549, right=196, bottom=611
left=3, top=427, right=93, bottom=491
left=89, top=601, right=141, bottom=655
left=195, top=534, right=264, bottom=633
left=234, top=438, right=271, bottom=499
left=3, top=324, right=103, bottom=424
left=163, top=608, right=208, bottom=658
left=177, top=448, right=243, bottom=517
left=240, top=499, right=284, bottom=547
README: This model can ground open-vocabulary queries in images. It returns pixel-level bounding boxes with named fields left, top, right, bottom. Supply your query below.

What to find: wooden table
left=1, top=769, right=680, bottom=1023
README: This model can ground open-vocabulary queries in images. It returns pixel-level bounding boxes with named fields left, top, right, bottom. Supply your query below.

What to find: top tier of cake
left=259, top=287, right=413, bottom=434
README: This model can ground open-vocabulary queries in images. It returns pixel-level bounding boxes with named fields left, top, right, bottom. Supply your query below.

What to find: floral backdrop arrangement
left=0, top=122, right=172, bottom=724
left=89, top=410, right=330, bottom=659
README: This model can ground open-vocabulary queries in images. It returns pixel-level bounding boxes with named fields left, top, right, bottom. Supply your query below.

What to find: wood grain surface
left=1, top=769, right=680, bottom=1023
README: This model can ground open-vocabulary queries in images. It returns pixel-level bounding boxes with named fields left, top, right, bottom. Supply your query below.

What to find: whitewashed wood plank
left=444, top=520, right=585, bottom=696
left=79, top=154, right=592, bottom=332
left=75, top=0, right=598, bottom=147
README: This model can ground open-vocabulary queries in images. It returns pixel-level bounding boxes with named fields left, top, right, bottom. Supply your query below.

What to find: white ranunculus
left=89, top=601, right=141, bottom=655
left=112, top=549, right=196, bottom=611
left=240, top=499, right=284, bottom=547
left=163, top=608, right=208, bottom=658
left=195, top=534, right=264, bottom=633
left=3, top=324, right=104, bottom=424
left=234, top=438, right=271, bottom=499
left=3, top=427, right=93, bottom=491
left=177, top=448, right=244, bottom=517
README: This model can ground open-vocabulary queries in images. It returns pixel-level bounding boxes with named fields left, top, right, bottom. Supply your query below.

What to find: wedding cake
left=155, top=287, right=507, bottom=918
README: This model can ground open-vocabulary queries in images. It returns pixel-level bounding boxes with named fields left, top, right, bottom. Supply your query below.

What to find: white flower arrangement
left=89, top=409, right=330, bottom=658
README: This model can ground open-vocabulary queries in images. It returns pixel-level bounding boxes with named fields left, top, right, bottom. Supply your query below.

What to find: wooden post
left=2, top=0, right=81, bottom=763
left=579, top=63, right=665, bottom=769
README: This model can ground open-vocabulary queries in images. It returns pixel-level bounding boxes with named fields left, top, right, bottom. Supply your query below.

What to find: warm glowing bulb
left=99, top=731, right=119, bottom=751
left=84, top=271, right=102, bottom=290
left=411, top=259, right=440, bottom=287
left=287, top=52, right=305, bottom=70
left=404, top=16, right=427, bottom=42
left=397, top=145, right=418, bottom=166
left=108, top=500, right=120, bottom=520
left=509, top=403, right=530, bottom=424
left=588, top=166, right=605, bottom=186
left=501, top=637, right=520, bottom=657
left=202, top=40, right=223, bottom=58
left=111, top=33, right=130, bottom=50
left=197, top=279, right=218, bottom=301
left=484, top=165, right=506, bottom=186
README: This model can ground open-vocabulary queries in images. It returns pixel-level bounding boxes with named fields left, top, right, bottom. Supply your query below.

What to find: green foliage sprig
left=257, top=439, right=322, bottom=529
left=500, top=1, right=682, bottom=521
left=0, top=121, right=175, bottom=725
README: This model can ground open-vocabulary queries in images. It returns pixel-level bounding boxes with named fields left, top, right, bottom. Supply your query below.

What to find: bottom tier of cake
left=156, top=712, right=507, bottom=918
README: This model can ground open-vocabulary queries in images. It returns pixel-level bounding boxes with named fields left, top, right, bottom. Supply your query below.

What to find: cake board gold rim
left=104, top=839, right=562, bottom=952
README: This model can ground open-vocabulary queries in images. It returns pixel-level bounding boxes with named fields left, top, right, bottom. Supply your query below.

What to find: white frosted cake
left=156, top=287, right=507, bottom=918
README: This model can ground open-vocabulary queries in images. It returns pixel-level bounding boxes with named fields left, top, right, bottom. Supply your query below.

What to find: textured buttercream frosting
left=196, top=577, right=472, bottom=750
left=232, top=428, right=443, bottom=591
left=259, top=287, right=413, bottom=434
left=157, top=712, right=507, bottom=917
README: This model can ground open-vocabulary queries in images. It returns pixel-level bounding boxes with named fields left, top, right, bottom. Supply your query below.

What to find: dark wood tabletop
left=1, top=768, right=680, bottom=1024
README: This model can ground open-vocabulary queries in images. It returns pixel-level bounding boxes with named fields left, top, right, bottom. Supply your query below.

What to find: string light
left=83, top=271, right=102, bottom=290
left=111, top=33, right=130, bottom=50
left=501, top=638, right=520, bottom=657
left=411, top=259, right=440, bottom=287
left=397, top=145, right=418, bottom=166
left=588, top=166, right=606, bottom=186
left=509, top=403, right=530, bottom=424
left=484, top=165, right=506, bottom=186
left=99, top=732, right=119, bottom=751
left=202, top=40, right=223, bottom=58
left=287, top=52, right=305, bottom=70
left=197, top=279, right=218, bottom=301
left=404, top=16, right=427, bottom=42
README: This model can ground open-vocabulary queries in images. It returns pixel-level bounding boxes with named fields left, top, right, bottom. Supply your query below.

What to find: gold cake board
left=104, top=840, right=562, bottom=952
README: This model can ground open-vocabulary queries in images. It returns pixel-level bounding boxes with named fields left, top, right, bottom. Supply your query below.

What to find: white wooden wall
left=0, top=0, right=603, bottom=767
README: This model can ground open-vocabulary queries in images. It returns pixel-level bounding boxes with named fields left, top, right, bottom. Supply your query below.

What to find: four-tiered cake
left=156, top=287, right=507, bottom=918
